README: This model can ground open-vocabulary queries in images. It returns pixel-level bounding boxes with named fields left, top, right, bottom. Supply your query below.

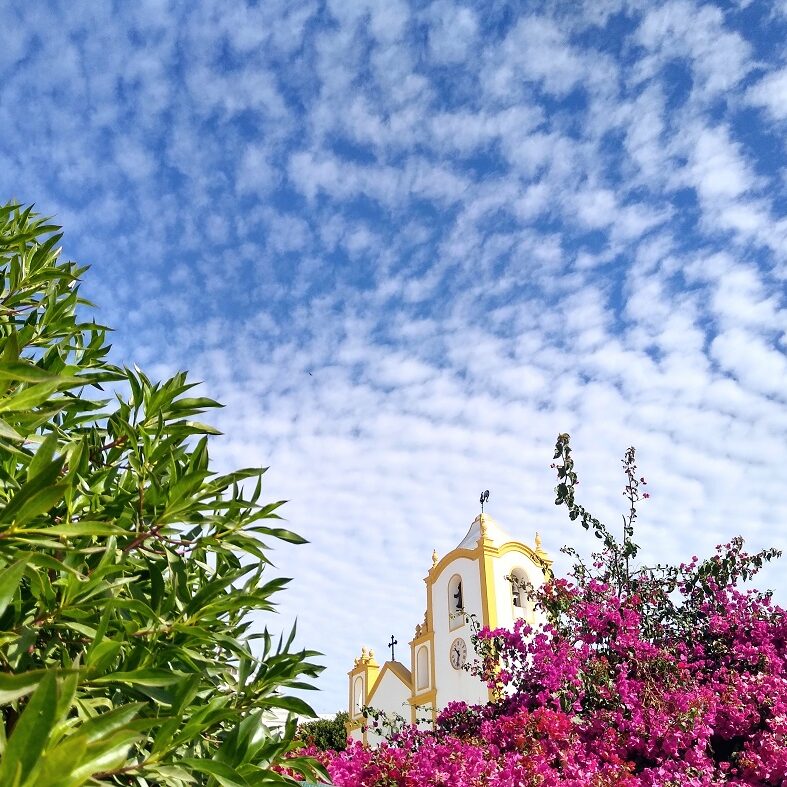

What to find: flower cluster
left=318, top=550, right=787, bottom=785
left=313, top=439, right=786, bottom=785
left=326, top=556, right=787, bottom=787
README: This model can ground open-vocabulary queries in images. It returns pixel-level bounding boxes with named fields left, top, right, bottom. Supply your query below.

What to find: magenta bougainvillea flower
left=315, top=548, right=787, bottom=785
left=297, top=439, right=787, bottom=786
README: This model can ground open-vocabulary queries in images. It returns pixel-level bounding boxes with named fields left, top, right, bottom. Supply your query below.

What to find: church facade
left=346, top=512, right=551, bottom=744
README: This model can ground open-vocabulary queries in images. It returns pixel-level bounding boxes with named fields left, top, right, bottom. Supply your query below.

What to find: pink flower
left=320, top=538, right=786, bottom=786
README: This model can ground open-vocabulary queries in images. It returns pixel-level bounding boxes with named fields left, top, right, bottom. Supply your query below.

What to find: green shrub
left=0, top=204, right=326, bottom=785
left=296, top=712, right=349, bottom=752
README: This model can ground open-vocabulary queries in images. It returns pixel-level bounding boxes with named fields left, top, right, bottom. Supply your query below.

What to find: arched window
left=448, top=574, right=464, bottom=630
left=509, top=568, right=532, bottom=619
left=353, top=676, right=364, bottom=717
left=416, top=646, right=429, bottom=691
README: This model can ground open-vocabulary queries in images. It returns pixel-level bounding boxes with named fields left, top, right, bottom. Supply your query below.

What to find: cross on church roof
left=388, top=634, right=398, bottom=662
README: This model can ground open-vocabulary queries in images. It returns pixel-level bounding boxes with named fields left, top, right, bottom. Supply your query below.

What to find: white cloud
left=288, top=150, right=469, bottom=206
left=620, top=85, right=670, bottom=182
left=635, top=0, right=752, bottom=98
left=236, top=144, right=277, bottom=196
left=574, top=187, right=618, bottom=228
left=670, top=122, right=784, bottom=251
left=747, top=66, right=787, bottom=122
left=114, top=137, right=156, bottom=182
left=429, top=107, right=543, bottom=155
left=487, top=16, right=619, bottom=99
left=426, top=2, right=478, bottom=64
left=711, top=328, right=787, bottom=400
left=687, top=125, right=756, bottom=200
left=1, top=0, right=786, bottom=718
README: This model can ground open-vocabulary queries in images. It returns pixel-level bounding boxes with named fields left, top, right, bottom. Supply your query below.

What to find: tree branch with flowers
left=550, top=434, right=780, bottom=645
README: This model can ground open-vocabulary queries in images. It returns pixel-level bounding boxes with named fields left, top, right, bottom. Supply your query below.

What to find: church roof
left=455, top=513, right=513, bottom=549
left=385, top=661, right=412, bottom=686
left=367, top=661, right=413, bottom=704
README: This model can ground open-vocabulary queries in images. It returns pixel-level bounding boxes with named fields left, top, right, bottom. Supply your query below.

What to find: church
left=346, top=510, right=552, bottom=744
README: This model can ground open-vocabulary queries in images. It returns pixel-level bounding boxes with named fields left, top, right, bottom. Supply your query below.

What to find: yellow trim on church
left=408, top=687, right=437, bottom=723
left=409, top=614, right=435, bottom=713
left=427, top=545, right=481, bottom=583
left=497, top=540, right=553, bottom=567
left=346, top=648, right=381, bottom=745
left=366, top=661, right=412, bottom=707
left=479, top=540, right=498, bottom=629
left=347, top=650, right=379, bottom=714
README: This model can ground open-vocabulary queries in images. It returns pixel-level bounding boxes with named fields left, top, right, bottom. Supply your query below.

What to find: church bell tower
left=347, top=510, right=551, bottom=743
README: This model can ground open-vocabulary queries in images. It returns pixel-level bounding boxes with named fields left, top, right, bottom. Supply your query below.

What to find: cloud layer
left=1, top=0, right=786, bottom=713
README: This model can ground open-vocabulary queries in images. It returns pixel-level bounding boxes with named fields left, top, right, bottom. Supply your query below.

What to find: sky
left=1, top=0, right=786, bottom=714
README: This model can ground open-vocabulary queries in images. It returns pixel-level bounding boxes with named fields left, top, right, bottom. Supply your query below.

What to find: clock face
left=449, top=637, right=467, bottom=670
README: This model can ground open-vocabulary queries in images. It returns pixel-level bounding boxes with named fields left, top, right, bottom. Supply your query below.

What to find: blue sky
left=2, top=0, right=787, bottom=714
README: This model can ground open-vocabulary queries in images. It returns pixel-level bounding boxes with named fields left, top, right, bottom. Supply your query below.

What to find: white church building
left=346, top=512, right=551, bottom=744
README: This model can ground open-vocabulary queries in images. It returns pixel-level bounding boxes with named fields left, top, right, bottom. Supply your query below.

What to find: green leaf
left=0, top=381, right=63, bottom=413
left=85, top=639, right=122, bottom=674
left=184, top=420, right=223, bottom=435
left=1, top=332, right=20, bottom=363
left=0, top=454, right=66, bottom=526
left=61, top=621, right=98, bottom=638
left=25, top=736, right=87, bottom=787
left=40, top=726, right=146, bottom=786
left=69, top=702, right=145, bottom=744
left=0, top=670, right=57, bottom=785
left=0, top=417, right=22, bottom=441
left=0, top=362, right=76, bottom=385
left=0, top=670, right=48, bottom=705
left=68, top=735, right=140, bottom=783
left=180, top=758, right=249, bottom=787
left=23, top=521, right=126, bottom=537
left=251, top=526, right=308, bottom=545
left=169, top=396, right=222, bottom=411
left=27, top=434, right=59, bottom=480
left=0, top=557, right=28, bottom=618
left=55, top=663, right=79, bottom=722
left=5, top=483, right=68, bottom=529
left=92, top=669, right=188, bottom=687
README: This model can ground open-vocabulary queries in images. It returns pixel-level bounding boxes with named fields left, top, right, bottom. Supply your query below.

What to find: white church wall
left=412, top=701, right=434, bottom=730
left=414, top=643, right=430, bottom=692
left=491, top=549, right=545, bottom=631
left=365, top=667, right=411, bottom=746
left=430, top=556, right=488, bottom=708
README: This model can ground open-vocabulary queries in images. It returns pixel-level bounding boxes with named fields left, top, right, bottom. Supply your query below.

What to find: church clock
left=449, top=637, right=467, bottom=669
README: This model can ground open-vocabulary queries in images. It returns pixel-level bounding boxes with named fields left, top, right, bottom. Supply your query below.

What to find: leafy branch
left=0, top=203, right=328, bottom=786
left=549, top=433, right=781, bottom=642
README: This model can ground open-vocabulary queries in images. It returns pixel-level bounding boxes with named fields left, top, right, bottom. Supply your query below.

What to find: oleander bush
left=0, top=203, right=326, bottom=786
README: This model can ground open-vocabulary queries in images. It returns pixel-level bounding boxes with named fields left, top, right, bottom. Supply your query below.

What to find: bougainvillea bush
left=314, top=435, right=787, bottom=786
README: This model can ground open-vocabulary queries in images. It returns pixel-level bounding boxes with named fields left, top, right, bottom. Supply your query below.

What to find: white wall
left=413, top=702, right=433, bottom=730
left=414, top=643, right=430, bottom=691
left=491, top=550, right=545, bottom=631
left=430, top=556, right=488, bottom=708
left=365, top=668, right=411, bottom=745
